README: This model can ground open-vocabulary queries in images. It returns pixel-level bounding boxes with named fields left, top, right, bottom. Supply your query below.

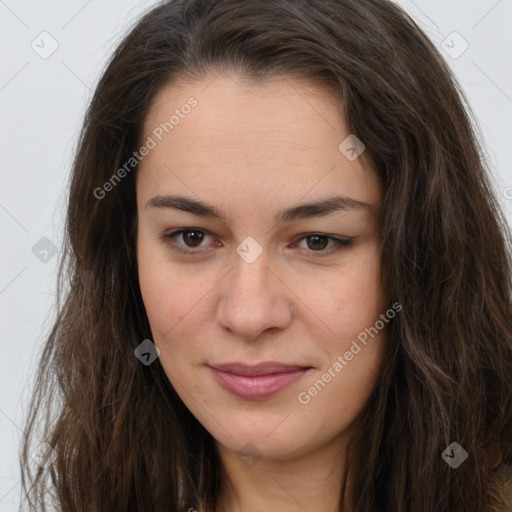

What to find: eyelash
left=161, top=228, right=352, bottom=258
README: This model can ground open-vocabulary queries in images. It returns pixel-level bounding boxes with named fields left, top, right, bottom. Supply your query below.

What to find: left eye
left=293, top=233, right=352, bottom=256
left=162, top=229, right=352, bottom=257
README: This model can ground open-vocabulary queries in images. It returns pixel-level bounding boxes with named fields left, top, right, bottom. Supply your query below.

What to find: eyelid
left=160, top=227, right=217, bottom=254
left=292, top=233, right=352, bottom=257
left=161, top=228, right=352, bottom=257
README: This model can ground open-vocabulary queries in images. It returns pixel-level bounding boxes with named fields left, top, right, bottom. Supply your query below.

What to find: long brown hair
left=19, top=0, right=512, bottom=511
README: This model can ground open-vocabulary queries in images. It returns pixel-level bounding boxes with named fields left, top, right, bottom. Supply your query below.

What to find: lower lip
left=210, top=367, right=310, bottom=399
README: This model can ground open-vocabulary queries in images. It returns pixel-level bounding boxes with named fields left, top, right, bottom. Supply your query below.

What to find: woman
left=19, top=0, right=512, bottom=511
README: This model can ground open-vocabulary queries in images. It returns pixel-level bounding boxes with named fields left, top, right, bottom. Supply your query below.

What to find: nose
left=216, top=249, right=294, bottom=341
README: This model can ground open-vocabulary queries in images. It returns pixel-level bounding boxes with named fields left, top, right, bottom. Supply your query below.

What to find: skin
left=136, top=73, right=388, bottom=512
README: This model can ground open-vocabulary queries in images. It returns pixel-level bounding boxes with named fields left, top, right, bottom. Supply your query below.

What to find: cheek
left=137, top=248, right=173, bottom=336
left=295, top=247, right=384, bottom=342
left=137, top=249, right=197, bottom=390
left=294, top=248, right=386, bottom=408
left=137, top=234, right=217, bottom=377
left=297, top=266, right=386, bottom=442
left=296, top=336, right=384, bottom=453
left=137, top=234, right=197, bottom=336
left=137, top=242, right=184, bottom=376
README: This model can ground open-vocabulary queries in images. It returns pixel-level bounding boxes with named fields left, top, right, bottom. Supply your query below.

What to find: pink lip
left=209, top=362, right=311, bottom=399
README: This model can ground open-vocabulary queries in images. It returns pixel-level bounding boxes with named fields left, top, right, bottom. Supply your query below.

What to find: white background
left=1, top=0, right=511, bottom=509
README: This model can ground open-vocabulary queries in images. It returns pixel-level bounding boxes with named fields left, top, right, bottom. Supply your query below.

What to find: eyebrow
left=145, top=194, right=371, bottom=223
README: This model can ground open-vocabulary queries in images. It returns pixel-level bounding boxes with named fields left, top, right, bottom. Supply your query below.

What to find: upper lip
left=209, top=362, right=311, bottom=376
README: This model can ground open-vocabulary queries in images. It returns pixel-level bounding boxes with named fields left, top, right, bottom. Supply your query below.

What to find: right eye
left=161, top=228, right=220, bottom=254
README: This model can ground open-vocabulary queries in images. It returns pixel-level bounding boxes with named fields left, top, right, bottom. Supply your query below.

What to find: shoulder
left=487, top=464, right=512, bottom=512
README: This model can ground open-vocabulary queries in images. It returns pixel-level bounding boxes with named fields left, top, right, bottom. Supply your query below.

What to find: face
left=136, top=73, right=387, bottom=461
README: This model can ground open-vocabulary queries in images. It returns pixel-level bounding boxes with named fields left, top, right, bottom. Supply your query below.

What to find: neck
left=215, top=433, right=352, bottom=512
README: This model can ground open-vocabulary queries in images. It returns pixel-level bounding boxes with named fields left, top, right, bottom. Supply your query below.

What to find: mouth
left=208, top=362, right=312, bottom=399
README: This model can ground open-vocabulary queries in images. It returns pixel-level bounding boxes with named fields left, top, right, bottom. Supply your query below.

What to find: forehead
left=137, top=73, right=380, bottom=217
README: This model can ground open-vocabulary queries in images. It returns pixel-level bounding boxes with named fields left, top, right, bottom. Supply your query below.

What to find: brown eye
left=180, top=229, right=204, bottom=247
left=162, top=228, right=216, bottom=254
left=305, top=234, right=329, bottom=251
left=294, top=233, right=352, bottom=258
